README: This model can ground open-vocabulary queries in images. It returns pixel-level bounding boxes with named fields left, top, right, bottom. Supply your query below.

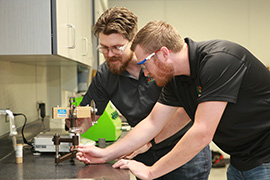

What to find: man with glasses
left=72, top=7, right=211, bottom=180
left=77, top=20, right=270, bottom=180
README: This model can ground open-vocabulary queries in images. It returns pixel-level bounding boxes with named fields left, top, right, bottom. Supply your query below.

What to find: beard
left=106, top=53, right=133, bottom=74
left=152, top=59, right=174, bottom=87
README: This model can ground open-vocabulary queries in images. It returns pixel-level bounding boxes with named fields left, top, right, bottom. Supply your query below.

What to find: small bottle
left=16, top=144, right=23, bottom=164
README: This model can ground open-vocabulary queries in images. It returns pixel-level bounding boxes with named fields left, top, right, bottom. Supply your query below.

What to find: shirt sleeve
left=80, top=70, right=109, bottom=116
left=198, top=52, right=247, bottom=104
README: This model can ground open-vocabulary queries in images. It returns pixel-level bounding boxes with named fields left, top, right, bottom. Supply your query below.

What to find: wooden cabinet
left=0, top=0, right=93, bottom=66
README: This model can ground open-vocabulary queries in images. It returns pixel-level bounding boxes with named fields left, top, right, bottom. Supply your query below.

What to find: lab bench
left=0, top=118, right=132, bottom=180
left=0, top=144, right=131, bottom=180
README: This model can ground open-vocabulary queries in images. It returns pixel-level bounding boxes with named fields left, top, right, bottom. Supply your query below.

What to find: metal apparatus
left=0, top=109, right=18, bottom=150
left=52, top=97, right=97, bottom=164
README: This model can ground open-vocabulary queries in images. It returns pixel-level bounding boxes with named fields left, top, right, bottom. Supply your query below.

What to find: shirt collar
left=185, top=37, right=199, bottom=80
left=120, top=69, right=146, bottom=81
left=120, top=70, right=136, bottom=79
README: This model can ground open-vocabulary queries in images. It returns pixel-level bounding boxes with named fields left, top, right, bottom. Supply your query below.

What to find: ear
left=158, top=46, right=171, bottom=61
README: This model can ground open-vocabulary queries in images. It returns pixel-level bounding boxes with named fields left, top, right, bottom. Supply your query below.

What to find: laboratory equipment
left=51, top=97, right=97, bottom=164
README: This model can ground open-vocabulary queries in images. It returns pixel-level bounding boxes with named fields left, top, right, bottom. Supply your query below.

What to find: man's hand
left=65, top=118, right=92, bottom=134
left=113, top=159, right=152, bottom=180
left=76, top=145, right=107, bottom=164
left=121, top=142, right=152, bottom=160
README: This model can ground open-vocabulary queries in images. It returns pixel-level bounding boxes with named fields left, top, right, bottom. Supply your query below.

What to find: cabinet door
left=0, top=0, right=51, bottom=55
left=0, top=0, right=93, bottom=65
left=66, top=0, right=78, bottom=61
left=77, top=0, right=93, bottom=66
left=56, top=0, right=92, bottom=65
left=55, top=0, right=77, bottom=61
left=55, top=0, right=68, bottom=58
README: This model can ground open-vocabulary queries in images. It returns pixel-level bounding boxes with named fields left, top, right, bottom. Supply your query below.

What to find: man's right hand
left=65, top=118, right=93, bottom=134
left=76, top=144, right=107, bottom=164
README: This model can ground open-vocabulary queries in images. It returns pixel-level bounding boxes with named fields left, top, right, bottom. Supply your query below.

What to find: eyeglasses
left=137, top=50, right=160, bottom=69
left=97, top=42, right=129, bottom=55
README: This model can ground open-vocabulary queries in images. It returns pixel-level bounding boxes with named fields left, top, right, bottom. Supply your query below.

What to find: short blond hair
left=131, top=21, right=185, bottom=53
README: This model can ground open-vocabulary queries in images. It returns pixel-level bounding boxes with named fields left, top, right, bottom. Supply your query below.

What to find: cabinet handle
left=82, top=37, right=89, bottom=56
left=67, top=24, right=76, bottom=49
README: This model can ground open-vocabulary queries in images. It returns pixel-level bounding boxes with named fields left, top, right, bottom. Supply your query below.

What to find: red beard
left=153, top=59, right=174, bottom=87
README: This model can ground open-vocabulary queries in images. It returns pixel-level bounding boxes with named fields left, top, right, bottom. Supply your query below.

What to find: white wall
left=0, top=61, right=48, bottom=136
left=0, top=61, right=79, bottom=136
left=108, top=0, right=270, bottom=158
left=109, top=0, right=270, bottom=66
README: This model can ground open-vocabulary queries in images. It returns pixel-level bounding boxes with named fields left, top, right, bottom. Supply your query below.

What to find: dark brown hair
left=94, top=7, right=138, bottom=41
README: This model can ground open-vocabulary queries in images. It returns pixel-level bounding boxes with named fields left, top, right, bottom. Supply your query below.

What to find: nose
left=107, top=49, right=115, bottom=57
left=143, top=69, right=150, bottom=77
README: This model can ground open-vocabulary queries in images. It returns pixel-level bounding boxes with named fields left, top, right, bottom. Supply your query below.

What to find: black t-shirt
left=81, top=62, right=162, bottom=127
left=159, top=38, right=270, bottom=171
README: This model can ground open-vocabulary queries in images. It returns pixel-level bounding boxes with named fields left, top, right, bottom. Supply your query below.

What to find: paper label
left=57, top=109, right=68, bottom=118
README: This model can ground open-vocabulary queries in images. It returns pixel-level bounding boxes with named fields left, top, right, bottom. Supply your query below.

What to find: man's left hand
left=112, top=159, right=152, bottom=180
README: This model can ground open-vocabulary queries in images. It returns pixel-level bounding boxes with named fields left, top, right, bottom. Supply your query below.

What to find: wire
left=13, top=113, right=33, bottom=148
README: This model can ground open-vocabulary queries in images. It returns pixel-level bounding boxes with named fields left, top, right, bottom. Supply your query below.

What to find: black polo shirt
left=81, top=63, right=194, bottom=149
left=159, top=38, right=270, bottom=171
left=81, top=62, right=162, bottom=127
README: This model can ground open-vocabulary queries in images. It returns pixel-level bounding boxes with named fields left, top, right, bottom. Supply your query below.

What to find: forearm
left=148, top=101, right=227, bottom=179
left=104, top=116, right=163, bottom=161
left=103, top=103, right=178, bottom=162
left=149, top=123, right=211, bottom=179
left=122, top=108, right=190, bottom=160
left=153, top=108, right=190, bottom=143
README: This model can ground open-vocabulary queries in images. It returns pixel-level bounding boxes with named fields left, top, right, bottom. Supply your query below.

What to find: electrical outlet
left=37, top=101, right=46, bottom=120
left=36, top=101, right=43, bottom=110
